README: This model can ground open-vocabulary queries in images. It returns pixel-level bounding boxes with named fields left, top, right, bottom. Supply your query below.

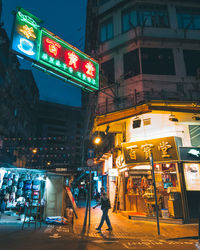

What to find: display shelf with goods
left=0, top=167, right=46, bottom=223
left=124, top=163, right=183, bottom=219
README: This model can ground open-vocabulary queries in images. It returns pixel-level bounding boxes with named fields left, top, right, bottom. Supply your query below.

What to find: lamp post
left=150, top=152, right=160, bottom=235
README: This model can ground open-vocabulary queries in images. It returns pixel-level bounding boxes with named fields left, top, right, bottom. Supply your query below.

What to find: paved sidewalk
left=73, top=200, right=198, bottom=241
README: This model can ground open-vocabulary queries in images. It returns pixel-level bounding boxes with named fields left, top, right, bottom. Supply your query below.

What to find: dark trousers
left=98, top=208, right=111, bottom=229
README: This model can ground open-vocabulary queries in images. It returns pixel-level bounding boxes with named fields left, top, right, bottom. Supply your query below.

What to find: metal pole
left=150, top=152, right=160, bottom=235
left=88, top=167, right=92, bottom=225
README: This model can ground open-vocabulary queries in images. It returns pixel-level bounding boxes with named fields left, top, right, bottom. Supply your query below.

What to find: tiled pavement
left=73, top=200, right=198, bottom=241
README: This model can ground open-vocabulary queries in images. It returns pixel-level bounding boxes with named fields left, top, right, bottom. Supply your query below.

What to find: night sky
left=2, top=0, right=87, bottom=107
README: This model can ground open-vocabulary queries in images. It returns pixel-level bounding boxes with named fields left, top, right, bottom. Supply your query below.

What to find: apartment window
left=122, top=4, right=169, bottom=32
left=100, top=18, right=113, bottom=43
left=141, top=48, right=175, bottom=75
left=137, top=4, right=169, bottom=28
left=123, top=49, right=140, bottom=79
left=176, top=7, right=200, bottom=30
left=101, top=58, right=115, bottom=84
left=98, top=0, right=110, bottom=6
left=189, top=125, right=200, bottom=147
left=122, top=8, right=137, bottom=32
left=183, top=50, right=200, bottom=76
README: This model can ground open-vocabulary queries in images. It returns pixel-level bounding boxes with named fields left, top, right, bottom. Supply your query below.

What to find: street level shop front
left=118, top=136, right=197, bottom=223
left=0, top=165, right=67, bottom=223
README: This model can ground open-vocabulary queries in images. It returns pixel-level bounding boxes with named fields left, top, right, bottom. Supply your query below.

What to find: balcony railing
left=96, top=89, right=200, bottom=115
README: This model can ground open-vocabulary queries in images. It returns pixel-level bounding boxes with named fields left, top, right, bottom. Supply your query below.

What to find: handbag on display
left=24, top=184, right=32, bottom=190
left=8, top=173, right=14, bottom=179
left=17, top=189, right=23, bottom=197
left=7, top=186, right=12, bottom=194
left=32, top=200, right=39, bottom=206
left=25, top=180, right=32, bottom=185
left=3, top=172, right=8, bottom=178
left=13, top=175, right=19, bottom=182
left=20, top=174, right=26, bottom=181
left=5, top=193, right=9, bottom=200
left=32, top=184, right=40, bottom=191
left=18, top=182, right=24, bottom=188
left=12, top=186, right=17, bottom=193
left=25, top=190, right=32, bottom=199
left=8, top=179, right=13, bottom=186
left=10, top=192, right=16, bottom=201
left=33, top=180, right=40, bottom=185
left=33, top=191, right=39, bottom=200
left=1, top=190, right=6, bottom=196
left=13, top=180, right=18, bottom=186
left=3, top=179, right=8, bottom=185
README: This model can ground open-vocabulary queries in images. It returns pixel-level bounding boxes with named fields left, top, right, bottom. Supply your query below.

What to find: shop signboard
left=122, top=136, right=181, bottom=165
left=65, top=186, right=78, bottom=218
left=11, top=8, right=99, bottom=92
left=178, top=147, right=200, bottom=161
left=183, top=163, right=200, bottom=191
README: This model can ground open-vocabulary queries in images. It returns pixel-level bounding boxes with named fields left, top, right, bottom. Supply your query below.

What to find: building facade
left=85, top=0, right=200, bottom=222
left=35, top=100, right=84, bottom=172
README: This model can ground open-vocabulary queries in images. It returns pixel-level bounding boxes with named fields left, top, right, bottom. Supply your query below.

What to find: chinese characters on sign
left=123, top=137, right=180, bottom=165
left=11, top=8, right=99, bottom=92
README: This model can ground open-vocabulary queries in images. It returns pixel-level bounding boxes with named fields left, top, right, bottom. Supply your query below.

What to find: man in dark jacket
left=93, top=192, right=112, bottom=232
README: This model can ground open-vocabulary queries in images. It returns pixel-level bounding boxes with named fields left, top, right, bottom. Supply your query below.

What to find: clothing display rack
left=22, top=190, right=42, bottom=230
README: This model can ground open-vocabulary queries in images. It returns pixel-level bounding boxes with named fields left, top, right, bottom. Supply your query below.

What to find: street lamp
left=32, top=148, right=37, bottom=154
left=93, top=135, right=101, bottom=144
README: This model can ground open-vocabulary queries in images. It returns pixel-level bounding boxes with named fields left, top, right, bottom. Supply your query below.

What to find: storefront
left=0, top=165, right=67, bottom=223
left=120, top=136, right=184, bottom=220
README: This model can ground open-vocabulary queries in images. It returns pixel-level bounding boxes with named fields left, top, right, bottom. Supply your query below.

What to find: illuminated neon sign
left=11, top=8, right=99, bottom=92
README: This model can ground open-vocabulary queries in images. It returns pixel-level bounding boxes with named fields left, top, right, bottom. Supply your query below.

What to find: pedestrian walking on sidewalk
left=93, top=192, right=112, bottom=232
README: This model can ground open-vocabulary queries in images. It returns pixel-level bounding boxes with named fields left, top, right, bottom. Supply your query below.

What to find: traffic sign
left=87, top=158, right=94, bottom=167
left=88, top=149, right=94, bottom=159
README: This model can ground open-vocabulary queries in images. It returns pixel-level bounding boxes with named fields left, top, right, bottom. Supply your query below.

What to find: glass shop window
left=141, top=48, right=175, bottom=75
left=101, top=58, right=115, bottom=84
left=123, top=49, right=140, bottom=79
left=183, top=50, right=200, bottom=76
left=100, top=18, right=113, bottom=43
left=176, top=7, right=200, bottom=30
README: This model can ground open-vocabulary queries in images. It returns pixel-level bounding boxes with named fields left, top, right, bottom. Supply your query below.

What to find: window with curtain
left=122, top=4, right=169, bottom=33
left=176, top=7, right=200, bottom=30
left=100, top=18, right=113, bottom=43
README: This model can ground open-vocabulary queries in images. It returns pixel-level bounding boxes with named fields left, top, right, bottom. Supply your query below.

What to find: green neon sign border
left=12, top=8, right=99, bottom=92
left=38, top=58, right=98, bottom=91
left=38, top=29, right=99, bottom=90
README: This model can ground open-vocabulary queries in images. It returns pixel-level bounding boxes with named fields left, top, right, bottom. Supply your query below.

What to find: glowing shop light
left=45, top=38, right=61, bottom=56
left=19, top=25, right=36, bottom=39
left=18, top=11, right=40, bottom=29
left=85, top=61, right=95, bottom=77
left=18, top=38, right=35, bottom=55
left=67, top=51, right=79, bottom=69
